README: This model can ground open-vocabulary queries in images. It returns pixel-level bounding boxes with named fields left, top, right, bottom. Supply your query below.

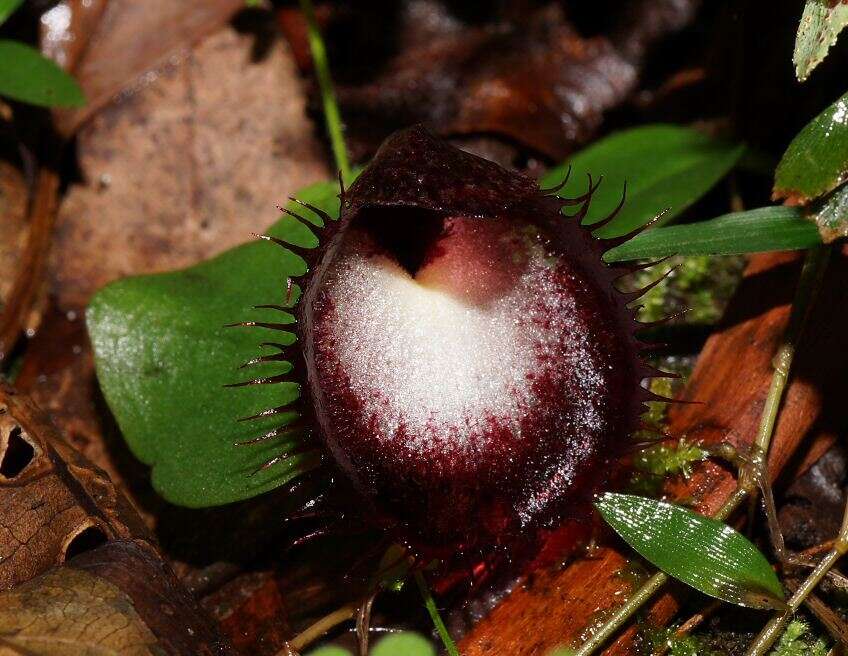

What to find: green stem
left=744, top=549, right=844, bottom=656
left=298, top=0, right=352, bottom=182
left=414, top=570, right=459, bottom=656
left=573, top=572, right=668, bottom=656
left=282, top=602, right=358, bottom=654
left=745, top=447, right=848, bottom=656
left=574, top=245, right=831, bottom=656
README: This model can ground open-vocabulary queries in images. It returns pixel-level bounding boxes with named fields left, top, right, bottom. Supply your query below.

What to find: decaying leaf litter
left=3, top=1, right=848, bottom=655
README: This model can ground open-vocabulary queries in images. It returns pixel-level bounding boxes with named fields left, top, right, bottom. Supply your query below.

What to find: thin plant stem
left=655, top=600, right=722, bottom=656
left=574, top=245, right=831, bottom=656
left=298, top=0, right=352, bottom=182
left=281, top=602, right=358, bottom=655
left=745, top=475, right=848, bottom=655
left=414, top=570, right=459, bottom=656
left=573, top=572, right=669, bottom=656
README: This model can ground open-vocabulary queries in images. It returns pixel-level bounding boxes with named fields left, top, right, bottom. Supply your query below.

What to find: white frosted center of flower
left=318, top=224, right=606, bottom=454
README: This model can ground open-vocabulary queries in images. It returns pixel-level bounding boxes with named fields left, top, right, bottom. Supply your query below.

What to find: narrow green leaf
left=88, top=180, right=340, bottom=507
left=793, top=0, right=848, bottom=82
left=774, top=90, right=848, bottom=204
left=415, top=571, right=459, bottom=656
left=540, top=125, right=745, bottom=239
left=604, top=207, right=822, bottom=262
left=806, top=181, right=848, bottom=243
left=0, top=40, right=85, bottom=107
left=0, top=0, right=24, bottom=26
left=596, top=493, right=785, bottom=609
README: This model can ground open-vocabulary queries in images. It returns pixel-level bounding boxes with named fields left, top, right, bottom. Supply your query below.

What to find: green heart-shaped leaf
left=596, top=493, right=785, bottom=609
left=88, top=180, right=340, bottom=507
left=303, top=633, right=435, bottom=656
left=540, top=125, right=745, bottom=239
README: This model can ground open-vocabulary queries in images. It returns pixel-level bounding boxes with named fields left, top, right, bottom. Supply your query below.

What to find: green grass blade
left=414, top=571, right=459, bottom=656
left=604, top=207, right=822, bottom=262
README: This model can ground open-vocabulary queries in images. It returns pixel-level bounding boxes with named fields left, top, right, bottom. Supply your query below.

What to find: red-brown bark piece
left=460, top=249, right=848, bottom=655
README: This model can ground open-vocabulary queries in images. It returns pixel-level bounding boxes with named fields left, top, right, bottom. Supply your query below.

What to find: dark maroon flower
left=252, top=126, right=653, bottom=565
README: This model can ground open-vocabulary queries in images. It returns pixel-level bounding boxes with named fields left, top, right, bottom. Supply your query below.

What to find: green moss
left=630, top=255, right=745, bottom=325
left=634, top=440, right=707, bottom=478
left=628, top=438, right=707, bottom=497
left=768, top=619, right=828, bottom=656
left=644, top=626, right=722, bottom=656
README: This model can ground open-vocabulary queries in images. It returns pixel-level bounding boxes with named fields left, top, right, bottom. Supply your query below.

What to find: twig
left=803, top=592, right=848, bottom=649
left=745, top=494, right=848, bottom=655
left=280, top=602, right=358, bottom=655
left=654, top=599, right=722, bottom=656
left=802, top=540, right=836, bottom=560
left=356, top=592, right=376, bottom=656
left=297, top=0, right=352, bottom=183
left=574, top=570, right=669, bottom=656
left=574, top=245, right=831, bottom=656
left=415, top=570, right=459, bottom=656
left=0, top=168, right=59, bottom=364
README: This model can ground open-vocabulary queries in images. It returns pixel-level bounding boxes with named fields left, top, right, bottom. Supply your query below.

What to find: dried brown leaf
left=0, top=382, right=150, bottom=590
left=0, top=567, right=161, bottom=656
left=297, top=1, right=701, bottom=160
left=51, top=25, right=328, bottom=310
left=42, top=0, right=245, bottom=137
left=0, top=540, right=237, bottom=655
left=330, top=5, right=637, bottom=161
